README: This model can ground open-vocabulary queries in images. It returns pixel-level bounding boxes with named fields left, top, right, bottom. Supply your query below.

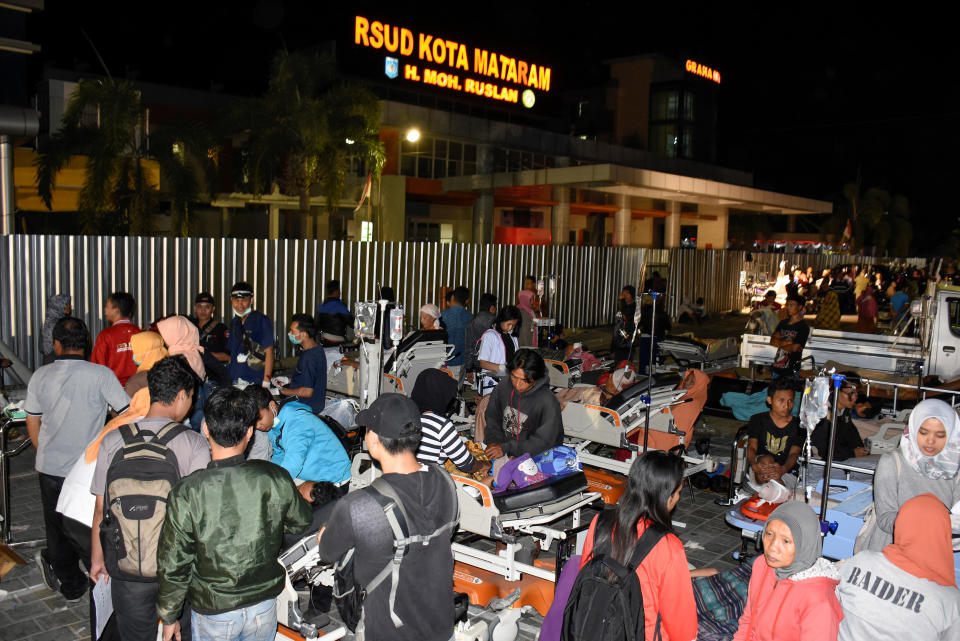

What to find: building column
left=0, top=135, right=13, bottom=235
left=664, top=200, right=682, bottom=249
left=473, top=189, right=494, bottom=243
left=268, top=203, right=280, bottom=239
left=377, top=174, right=406, bottom=242
left=472, top=144, right=495, bottom=244
left=304, top=208, right=315, bottom=238
left=614, top=193, right=631, bottom=247
left=787, top=215, right=796, bottom=233
left=551, top=186, right=570, bottom=245
left=220, top=206, right=230, bottom=237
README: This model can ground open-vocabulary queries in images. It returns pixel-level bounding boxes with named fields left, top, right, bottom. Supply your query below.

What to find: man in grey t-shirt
left=25, top=317, right=130, bottom=601
left=89, top=356, right=210, bottom=641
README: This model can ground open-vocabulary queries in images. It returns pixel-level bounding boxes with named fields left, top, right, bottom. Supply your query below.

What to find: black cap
left=231, top=281, right=253, bottom=298
left=195, top=292, right=215, bottom=305
left=354, top=394, right=422, bottom=440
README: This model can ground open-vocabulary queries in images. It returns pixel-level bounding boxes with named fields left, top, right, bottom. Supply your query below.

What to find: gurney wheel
left=695, top=436, right=711, bottom=456
left=690, top=471, right=711, bottom=490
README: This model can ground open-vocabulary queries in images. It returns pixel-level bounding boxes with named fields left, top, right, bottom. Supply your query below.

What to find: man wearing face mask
left=226, top=281, right=275, bottom=388
left=277, top=314, right=327, bottom=414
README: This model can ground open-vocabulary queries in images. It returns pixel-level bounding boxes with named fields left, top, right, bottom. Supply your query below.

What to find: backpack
left=333, top=469, right=458, bottom=634
left=561, top=515, right=667, bottom=641
left=100, top=421, right=186, bottom=582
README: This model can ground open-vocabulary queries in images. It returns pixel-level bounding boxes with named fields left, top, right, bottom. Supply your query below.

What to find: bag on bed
left=853, top=451, right=901, bottom=554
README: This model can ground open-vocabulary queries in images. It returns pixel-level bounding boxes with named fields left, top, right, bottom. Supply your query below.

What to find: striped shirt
left=417, top=412, right=476, bottom=473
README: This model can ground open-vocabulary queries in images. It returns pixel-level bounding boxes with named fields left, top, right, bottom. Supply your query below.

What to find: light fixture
left=345, top=138, right=355, bottom=145
left=405, top=128, right=420, bottom=143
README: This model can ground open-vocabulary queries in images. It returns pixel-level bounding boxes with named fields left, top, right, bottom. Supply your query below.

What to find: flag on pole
left=354, top=173, right=372, bottom=213
left=841, top=219, right=853, bottom=242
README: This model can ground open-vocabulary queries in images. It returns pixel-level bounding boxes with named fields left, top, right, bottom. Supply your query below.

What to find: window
left=651, top=91, right=679, bottom=120
left=399, top=136, right=479, bottom=178
left=948, top=298, right=960, bottom=337
left=682, top=127, right=694, bottom=158
left=682, top=93, right=695, bottom=120
left=650, top=124, right=678, bottom=157
left=360, top=220, right=374, bottom=242
left=407, top=221, right=454, bottom=243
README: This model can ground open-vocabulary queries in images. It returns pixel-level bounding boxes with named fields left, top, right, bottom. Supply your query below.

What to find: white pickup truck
left=740, top=286, right=960, bottom=381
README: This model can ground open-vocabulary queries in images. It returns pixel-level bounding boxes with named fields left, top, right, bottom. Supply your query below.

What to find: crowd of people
left=749, top=262, right=941, bottom=335
left=18, top=267, right=960, bottom=641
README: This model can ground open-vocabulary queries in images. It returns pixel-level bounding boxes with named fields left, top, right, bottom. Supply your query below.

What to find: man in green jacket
left=157, top=387, right=312, bottom=641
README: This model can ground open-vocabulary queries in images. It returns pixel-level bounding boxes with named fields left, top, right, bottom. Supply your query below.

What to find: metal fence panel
left=664, top=250, right=881, bottom=316
left=1, top=235, right=653, bottom=369
left=1, top=235, right=916, bottom=371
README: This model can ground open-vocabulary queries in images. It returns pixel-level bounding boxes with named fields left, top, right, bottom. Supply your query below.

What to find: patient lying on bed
left=554, top=362, right=637, bottom=409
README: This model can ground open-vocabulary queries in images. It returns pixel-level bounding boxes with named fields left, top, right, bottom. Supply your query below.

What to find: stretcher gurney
left=561, top=369, right=716, bottom=477
left=350, top=451, right=600, bottom=615
left=725, top=478, right=872, bottom=565
left=656, top=335, right=739, bottom=373
left=544, top=358, right=581, bottom=389
left=724, top=478, right=960, bottom=585
left=326, top=336, right=454, bottom=398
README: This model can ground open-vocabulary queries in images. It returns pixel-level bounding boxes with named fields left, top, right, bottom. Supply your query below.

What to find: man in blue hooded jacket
left=255, top=396, right=351, bottom=487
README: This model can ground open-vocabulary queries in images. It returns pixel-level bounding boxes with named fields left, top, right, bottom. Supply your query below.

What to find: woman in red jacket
left=734, top=501, right=843, bottom=641
left=579, top=450, right=698, bottom=641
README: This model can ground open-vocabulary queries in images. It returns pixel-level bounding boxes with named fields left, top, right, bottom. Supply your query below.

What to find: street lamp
left=405, top=128, right=420, bottom=143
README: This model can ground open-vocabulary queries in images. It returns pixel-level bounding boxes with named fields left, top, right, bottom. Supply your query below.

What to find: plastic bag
left=533, top=445, right=582, bottom=477
left=757, top=479, right=790, bottom=504
left=800, top=376, right=831, bottom=434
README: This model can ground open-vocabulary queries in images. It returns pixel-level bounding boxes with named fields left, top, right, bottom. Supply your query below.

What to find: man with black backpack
left=318, top=394, right=459, bottom=641
left=89, top=355, right=211, bottom=641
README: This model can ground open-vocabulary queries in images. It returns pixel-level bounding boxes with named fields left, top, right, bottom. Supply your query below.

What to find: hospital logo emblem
left=384, top=57, right=399, bottom=79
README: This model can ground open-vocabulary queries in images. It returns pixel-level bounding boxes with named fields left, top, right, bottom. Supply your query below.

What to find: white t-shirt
left=837, top=550, right=960, bottom=641
left=477, top=329, right=518, bottom=396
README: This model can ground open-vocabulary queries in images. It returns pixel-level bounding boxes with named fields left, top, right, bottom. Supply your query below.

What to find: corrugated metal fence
left=1, top=235, right=662, bottom=370
left=665, top=250, right=881, bottom=316
left=1, top=234, right=909, bottom=371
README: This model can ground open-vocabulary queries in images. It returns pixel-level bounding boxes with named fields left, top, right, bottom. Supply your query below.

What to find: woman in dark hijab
left=734, top=501, right=843, bottom=640
left=40, top=294, right=71, bottom=364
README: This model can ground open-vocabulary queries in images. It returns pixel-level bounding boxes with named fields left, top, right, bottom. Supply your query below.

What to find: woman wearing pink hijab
left=157, top=315, right=206, bottom=380
left=157, top=315, right=209, bottom=429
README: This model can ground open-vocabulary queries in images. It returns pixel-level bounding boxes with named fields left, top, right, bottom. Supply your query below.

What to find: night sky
left=11, top=2, right=951, bottom=251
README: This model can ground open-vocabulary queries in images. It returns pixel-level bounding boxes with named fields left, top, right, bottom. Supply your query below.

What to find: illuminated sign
left=354, top=15, right=551, bottom=106
left=685, top=59, right=721, bottom=84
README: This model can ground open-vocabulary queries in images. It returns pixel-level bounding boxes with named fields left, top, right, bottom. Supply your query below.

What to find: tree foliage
left=233, top=50, right=385, bottom=216
left=35, top=79, right=155, bottom=234
left=823, top=182, right=912, bottom=256
left=34, top=78, right=214, bottom=236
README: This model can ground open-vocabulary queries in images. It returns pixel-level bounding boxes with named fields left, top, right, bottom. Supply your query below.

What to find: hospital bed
left=724, top=478, right=960, bottom=585
left=656, top=336, right=740, bottom=373
left=350, top=451, right=601, bottom=614
left=561, top=370, right=717, bottom=478
left=326, top=333, right=454, bottom=398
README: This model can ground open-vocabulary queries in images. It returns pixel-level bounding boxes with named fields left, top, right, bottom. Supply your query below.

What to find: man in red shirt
left=90, top=292, right=142, bottom=386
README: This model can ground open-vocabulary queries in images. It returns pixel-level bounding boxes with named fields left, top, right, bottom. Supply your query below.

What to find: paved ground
left=0, top=316, right=755, bottom=641
left=0, top=445, right=91, bottom=641
left=0, top=414, right=748, bottom=641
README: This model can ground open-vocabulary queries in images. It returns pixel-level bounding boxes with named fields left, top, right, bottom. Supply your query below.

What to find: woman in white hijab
left=861, top=398, right=960, bottom=551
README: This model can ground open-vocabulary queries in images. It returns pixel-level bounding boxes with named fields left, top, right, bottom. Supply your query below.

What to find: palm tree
left=233, top=50, right=385, bottom=234
left=151, top=120, right=218, bottom=236
left=825, top=183, right=912, bottom=256
left=35, top=78, right=156, bottom=235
